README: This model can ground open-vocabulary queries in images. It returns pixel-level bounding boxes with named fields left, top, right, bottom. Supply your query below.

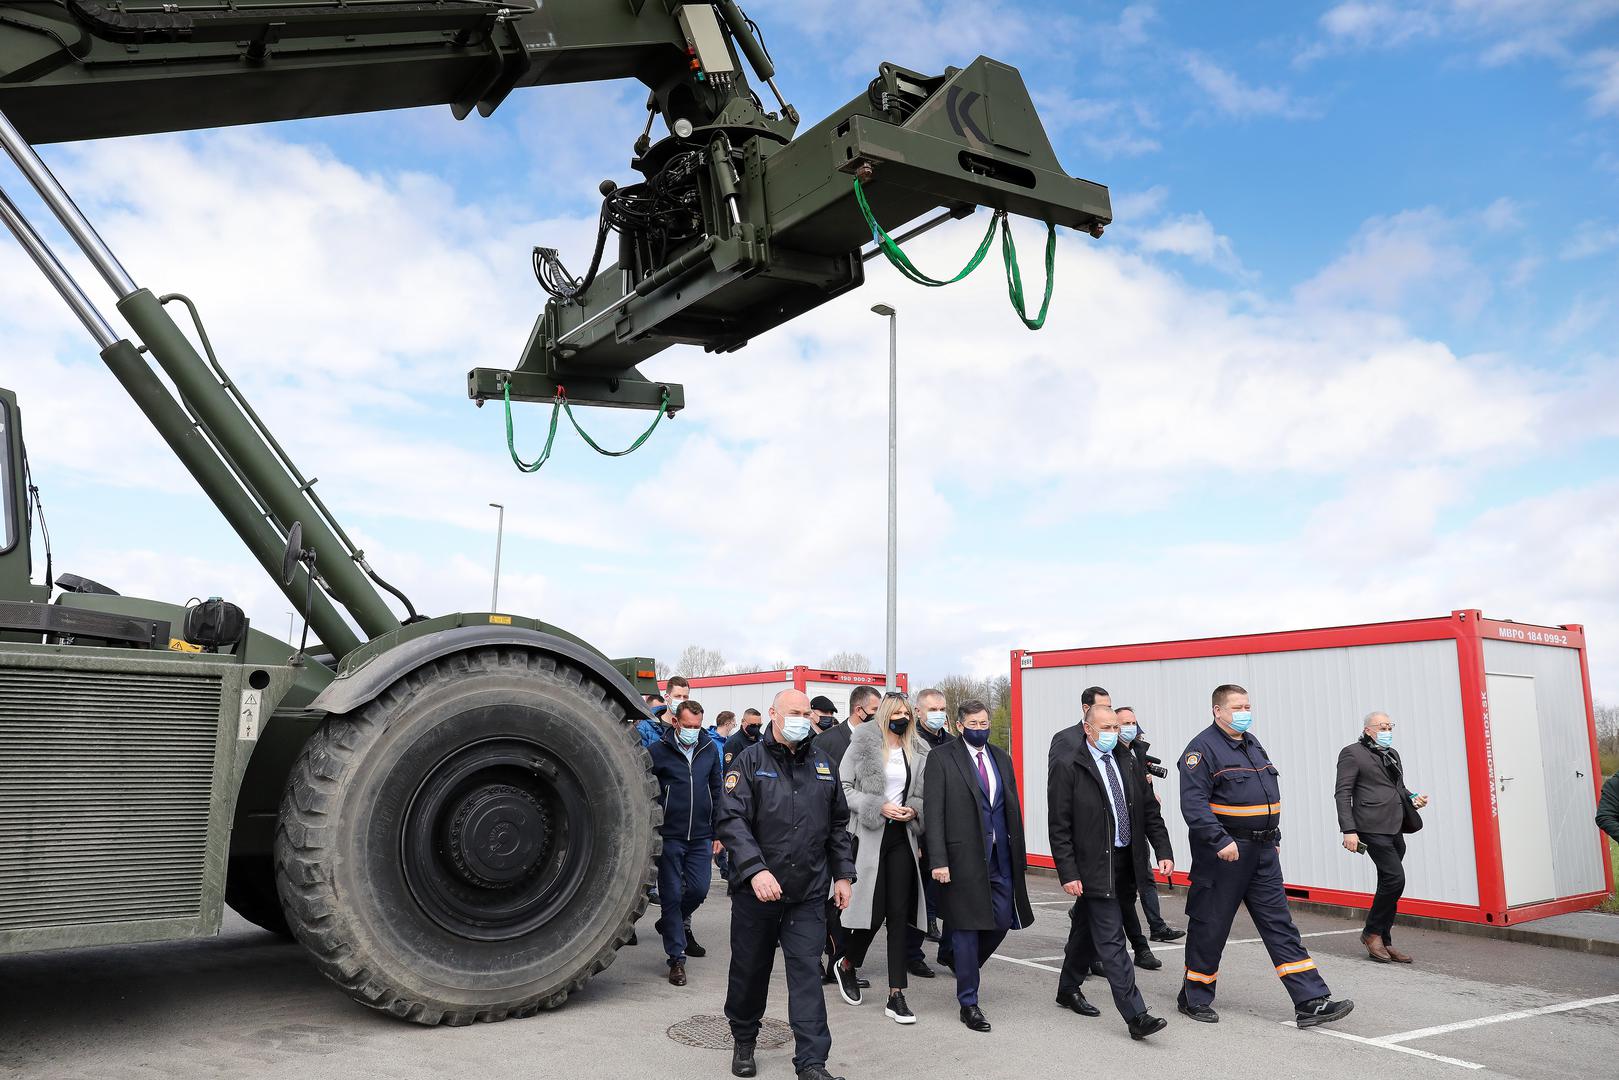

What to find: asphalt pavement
left=3, top=880, right=1617, bottom=1080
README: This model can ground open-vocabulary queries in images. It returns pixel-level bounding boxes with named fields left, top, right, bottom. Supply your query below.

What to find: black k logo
left=945, top=86, right=989, bottom=144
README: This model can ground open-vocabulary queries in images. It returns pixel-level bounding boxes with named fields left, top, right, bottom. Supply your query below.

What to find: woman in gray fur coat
left=831, top=691, right=929, bottom=1025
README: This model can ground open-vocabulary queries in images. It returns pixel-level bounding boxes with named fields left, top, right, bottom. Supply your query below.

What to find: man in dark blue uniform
left=1177, top=684, right=1354, bottom=1028
left=718, top=689, right=856, bottom=1080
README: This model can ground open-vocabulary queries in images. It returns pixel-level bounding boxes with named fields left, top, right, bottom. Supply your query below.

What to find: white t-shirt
left=885, top=747, right=907, bottom=805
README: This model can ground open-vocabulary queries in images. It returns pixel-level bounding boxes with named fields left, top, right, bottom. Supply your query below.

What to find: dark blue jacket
left=650, top=725, right=723, bottom=841
left=1178, top=723, right=1284, bottom=853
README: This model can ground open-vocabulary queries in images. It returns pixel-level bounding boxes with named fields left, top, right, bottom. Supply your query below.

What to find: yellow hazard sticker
left=168, top=638, right=203, bottom=653
left=489, top=614, right=513, bottom=625
left=725, top=772, right=740, bottom=792
left=1184, top=753, right=1201, bottom=769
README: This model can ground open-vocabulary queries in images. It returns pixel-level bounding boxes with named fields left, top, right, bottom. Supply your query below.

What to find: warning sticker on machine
left=239, top=689, right=263, bottom=741
left=168, top=638, right=203, bottom=653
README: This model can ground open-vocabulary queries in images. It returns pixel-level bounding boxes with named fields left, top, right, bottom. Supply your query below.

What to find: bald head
left=1085, top=704, right=1120, bottom=750
left=771, top=688, right=813, bottom=745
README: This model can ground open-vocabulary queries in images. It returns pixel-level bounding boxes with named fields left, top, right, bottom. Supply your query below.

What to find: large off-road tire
left=274, top=647, right=659, bottom=1025
left=225, top=853, right=293, bottom=938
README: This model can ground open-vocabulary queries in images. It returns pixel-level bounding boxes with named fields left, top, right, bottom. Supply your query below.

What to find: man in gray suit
left=1336, top=711, right=1430, bottom=963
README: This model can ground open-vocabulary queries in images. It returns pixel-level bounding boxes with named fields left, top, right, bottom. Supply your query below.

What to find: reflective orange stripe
left=1209, top=802, right=1282, bottom=817
left=1275, top=959, right=1317, bottom=977
left=1184, top=968, right=1218, bottom=984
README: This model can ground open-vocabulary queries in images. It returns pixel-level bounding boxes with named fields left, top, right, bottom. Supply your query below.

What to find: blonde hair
left=873, top=691, right=919, bottom=767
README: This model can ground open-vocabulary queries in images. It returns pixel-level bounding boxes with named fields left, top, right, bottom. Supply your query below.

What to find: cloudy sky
left=2, top=2, right=1617, bottom=700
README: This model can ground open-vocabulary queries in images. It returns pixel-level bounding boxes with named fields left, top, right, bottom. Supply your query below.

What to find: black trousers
left=1058, top=881, right=1146, bottom=1020
left=727, top=892, right=831, bottom=1071
left=1059, top=848, right=1146, bottom=988
left=844, top=819, right=917, bottom=990
left=1361, top=832, right=1407, bottom=942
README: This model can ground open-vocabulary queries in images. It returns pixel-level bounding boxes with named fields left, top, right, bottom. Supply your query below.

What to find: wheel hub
left=445, top=783, right=551, bottom=889
left=399, top=733, right=594, bottom=942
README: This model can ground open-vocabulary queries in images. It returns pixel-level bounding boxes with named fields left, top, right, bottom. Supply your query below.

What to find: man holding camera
left=1116, top=708, right=1184, bottom=945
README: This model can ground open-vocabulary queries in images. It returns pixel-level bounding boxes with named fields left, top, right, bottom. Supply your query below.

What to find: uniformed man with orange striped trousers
left=1176, top=684, right=1355, bottom=1029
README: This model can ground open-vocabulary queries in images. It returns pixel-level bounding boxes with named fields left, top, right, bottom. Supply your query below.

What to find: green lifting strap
left=853, top=176, right=1058, bottom=328
left=503, top=380, right=670, bottom=473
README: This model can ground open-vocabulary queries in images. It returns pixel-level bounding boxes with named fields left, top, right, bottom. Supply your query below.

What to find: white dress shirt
left=1088, top=741, right=1130, bottom=848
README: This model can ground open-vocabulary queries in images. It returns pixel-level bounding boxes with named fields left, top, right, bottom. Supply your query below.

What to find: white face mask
left=923, top=710, right=948, bottom=731
left=781, top=714, right=812, bottom=743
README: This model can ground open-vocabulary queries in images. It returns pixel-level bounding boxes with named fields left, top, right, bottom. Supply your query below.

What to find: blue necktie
left=1103, top=753, right=1131, bottom=847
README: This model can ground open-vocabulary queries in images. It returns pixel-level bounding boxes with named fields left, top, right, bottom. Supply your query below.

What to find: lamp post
left=489, top=502, right=505, bottom=612
left=871, top=303, right=897, bottom=693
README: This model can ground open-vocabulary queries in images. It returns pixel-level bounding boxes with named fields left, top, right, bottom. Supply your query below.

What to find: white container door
left=1486, top=673, right=1557, bottom=907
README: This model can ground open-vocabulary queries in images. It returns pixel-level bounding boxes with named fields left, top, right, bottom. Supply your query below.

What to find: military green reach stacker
left=0, top=0, right=1109, bottom=1023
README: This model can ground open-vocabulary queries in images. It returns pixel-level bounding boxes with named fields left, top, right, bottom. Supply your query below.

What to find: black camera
left=1144, top=754, right=1169, bottom=780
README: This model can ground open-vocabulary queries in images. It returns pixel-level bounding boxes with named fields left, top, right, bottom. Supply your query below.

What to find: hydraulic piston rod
left=0, top=108, right=401, bottom=647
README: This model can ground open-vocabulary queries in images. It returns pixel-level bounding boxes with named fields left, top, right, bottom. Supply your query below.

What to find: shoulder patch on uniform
left=725, top=772, right=740, bottom=792
left=1184, top=752, right=1201, bottom=769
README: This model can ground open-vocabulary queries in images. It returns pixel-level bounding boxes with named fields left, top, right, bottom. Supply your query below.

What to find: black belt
left=1227, top=827, right=1280, bottom=843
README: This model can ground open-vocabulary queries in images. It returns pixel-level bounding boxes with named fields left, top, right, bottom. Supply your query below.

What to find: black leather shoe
left=796, top=1067, right=844, bottom=1080
left=1150, top=926, right=1187, bottom=942
left=1128, top=1011, right=1168, bottom=1040
left=1177, top=994, right=1219, bottom=1023
left=1089, top=960, right=1105, bottom=977
left=684, top=923, right=706, bottom=958
left=731, top=1043, right=757, bottom=1078
left=925, top=918, right=941, bottom=942
left=907, top=958, right=936, bottom=979
left=1296, top=997, right=1355, bottom=1028
left=960, top=1004, right=991, bottom=1032
left=1134, top=948, right=1163, bottom=971
left=857, top=977, right=871, bottom=989
left=1055, top=990, right=1100, bottom=1017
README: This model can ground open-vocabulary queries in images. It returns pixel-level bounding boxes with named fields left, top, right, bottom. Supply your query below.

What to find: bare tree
left=670, top=644, right=728, bottom=678
left=654, top=659, right=671, bottom=681
left=1596, top=703, right=1618, bottom=766
left=822, top=650, right=875, bottom=672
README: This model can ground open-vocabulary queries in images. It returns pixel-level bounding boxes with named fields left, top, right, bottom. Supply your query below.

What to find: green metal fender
left=308, top=622, right=653, bottom=721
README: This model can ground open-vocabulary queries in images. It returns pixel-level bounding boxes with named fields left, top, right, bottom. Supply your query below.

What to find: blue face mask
left=1375, top=730, right=1394, bottom=748
left=962, top=726, right=991, bottom=748
left=1095, top=730, right=1119, bottom=753
left=1228, top=710, right=1253, bottom=733
left=1119, top=724, right=1139, bottom=744
left=677, top=726, right=698, bottom=746
left=923, top=710, right=948, bottom=731
left=781, top=715, right=812, bottom=743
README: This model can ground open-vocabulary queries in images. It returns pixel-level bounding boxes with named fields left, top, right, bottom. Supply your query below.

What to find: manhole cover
left=667, top=1014, right=792, bottom=1050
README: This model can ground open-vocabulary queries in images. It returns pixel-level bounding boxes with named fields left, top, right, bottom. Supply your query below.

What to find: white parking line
left=1005, top=927, right=1362, bottom=963
left=1281, top=1023, right=1485, bottom=1070
left=1378, top=993, right=1619, bottom=1044
left=1282, top=991, right=1619, bottom=1070
left=988, top=955, right=1061, bottom=973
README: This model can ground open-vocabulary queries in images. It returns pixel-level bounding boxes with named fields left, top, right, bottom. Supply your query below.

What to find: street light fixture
left=489, top=502, right=505, bottom=612
left=871, top=303, right=897, bottom=693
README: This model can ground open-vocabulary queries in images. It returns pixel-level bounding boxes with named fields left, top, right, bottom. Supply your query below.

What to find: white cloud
left=1306, top=1, right=1619, bottom=116
left=1577, top=48, right=1619, bottom=115
left=1184, top=53, right=1319, bottom=119
left=1294, top=208, right=1482, bottom=315
left=1561, top=220, right=1619, bottom=259
left=5, top=127, right=1617, bottom=703
left=1132, top=212, right=1245, bottom=274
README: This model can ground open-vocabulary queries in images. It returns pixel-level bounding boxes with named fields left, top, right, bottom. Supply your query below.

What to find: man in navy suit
left=921, top=699, right=1036, bottom=1032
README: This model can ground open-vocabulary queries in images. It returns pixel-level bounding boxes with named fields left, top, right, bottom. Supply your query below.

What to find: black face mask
left=816, top=716, right=839, bottom=730
left=742, top=723, right=761, bottom=739
left=888, top=717, right=910, bottom=735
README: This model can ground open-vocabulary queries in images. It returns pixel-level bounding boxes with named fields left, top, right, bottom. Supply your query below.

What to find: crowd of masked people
left=632, top=677, right=1401, bottom=1080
